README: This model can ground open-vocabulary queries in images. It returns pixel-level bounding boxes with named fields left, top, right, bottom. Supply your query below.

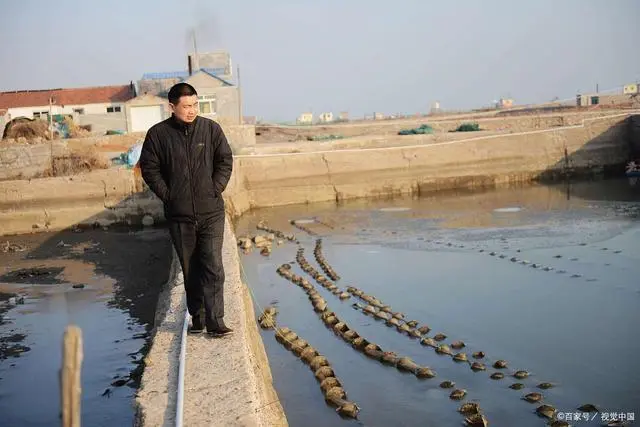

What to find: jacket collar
left=170, top=114, right=197, bottom=131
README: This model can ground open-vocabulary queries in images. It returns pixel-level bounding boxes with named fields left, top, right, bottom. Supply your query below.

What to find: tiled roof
left=0, top=85, right=136, bottom=110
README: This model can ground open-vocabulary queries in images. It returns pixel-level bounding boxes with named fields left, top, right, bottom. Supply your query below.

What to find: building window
left=73, top=108, right=85, bottom=115
left=33, top=111, right=49, bottom=120
left=198, top=95, right=216, bottom=115
left=106, top=106, right=122, bottom=113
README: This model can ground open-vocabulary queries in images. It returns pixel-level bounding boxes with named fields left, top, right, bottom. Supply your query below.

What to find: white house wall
left=7, top=102, right=127, bottom=119
left=7, top=102, right=128, bottom=135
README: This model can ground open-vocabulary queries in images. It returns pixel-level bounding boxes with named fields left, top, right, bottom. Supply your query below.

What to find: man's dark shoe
left=207, top=325, right=233, bottom=337
left=188, top=316, right=204, bottom=334
left=207, top=318, right=233, bottom=336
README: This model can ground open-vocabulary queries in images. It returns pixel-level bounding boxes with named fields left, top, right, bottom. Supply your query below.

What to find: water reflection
left=0, top=227, right=171, bottom=427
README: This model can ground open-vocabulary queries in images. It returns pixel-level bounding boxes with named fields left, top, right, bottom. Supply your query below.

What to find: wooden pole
left=61, top=325, right=83, bottom=427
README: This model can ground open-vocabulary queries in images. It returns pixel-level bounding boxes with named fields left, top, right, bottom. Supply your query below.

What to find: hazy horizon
left=1, top=0, right=638, bottom=122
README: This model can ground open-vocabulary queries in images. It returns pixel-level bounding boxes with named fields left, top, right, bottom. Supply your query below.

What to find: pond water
left=236, top=179, right=640, bottom=427
left=0, top=227, right=172, bottom=427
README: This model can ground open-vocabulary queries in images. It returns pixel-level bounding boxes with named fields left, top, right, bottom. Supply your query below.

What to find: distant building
left=576, top=92, right=633, bottom=107
left=373, top=112, right=385, bottom=120
left=0, top=84, right=136, bottom=135
left=297, top=112, right=313, bottom=125
left=498, top=98, right=514, bottom=108
left=318, top=112, right=333, bottom=123
left=431, top=101, right=441, bottom=114
left=623, top=83, right=638, bottom=95
left=338, top=111, right=349, bottom=121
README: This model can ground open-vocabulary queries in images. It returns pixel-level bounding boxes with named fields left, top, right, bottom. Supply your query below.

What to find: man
left=139, top=82, right=234, bottom=336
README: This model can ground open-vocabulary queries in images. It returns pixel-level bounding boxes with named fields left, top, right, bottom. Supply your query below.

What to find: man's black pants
left=168, top=214, right=225, bottom=329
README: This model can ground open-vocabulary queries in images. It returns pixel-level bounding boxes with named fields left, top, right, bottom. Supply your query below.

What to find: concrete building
left=138, top=66, right=241, bottom=128
left=0, top=84, right=136, bottom=135
left=338, top=111, right=349, bottom=122
left=318, top=112, right=333, bottom=123
left=297, top=112, right=313, bottom=125
left=182, top=70, right=240, bottom=124
left=577, top=92, right=633, bottom=107
left=373, top=112, right=385, bottom=120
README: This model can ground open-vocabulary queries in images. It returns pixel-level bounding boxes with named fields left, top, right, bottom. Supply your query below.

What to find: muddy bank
left=0, top=227, right=172, bottom=426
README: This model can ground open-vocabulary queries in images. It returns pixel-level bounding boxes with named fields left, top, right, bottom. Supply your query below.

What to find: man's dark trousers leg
left=169, top=214, right=225, bottom=331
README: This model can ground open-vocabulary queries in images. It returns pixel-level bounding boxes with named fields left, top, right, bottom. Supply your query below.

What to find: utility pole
left=237, top=65, right=243, bottom=125
left=48, top=96, right=54, bottom=140
left=49, top=96, right=55, bottom=173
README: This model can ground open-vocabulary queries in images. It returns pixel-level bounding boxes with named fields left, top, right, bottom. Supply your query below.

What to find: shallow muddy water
left=0, top=227, right=172, bottom=427
left=236, top=179, right=640, bottom=427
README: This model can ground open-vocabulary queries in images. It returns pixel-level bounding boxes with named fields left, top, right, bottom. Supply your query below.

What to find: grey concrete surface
left=135, top=216, right=287, bottom=427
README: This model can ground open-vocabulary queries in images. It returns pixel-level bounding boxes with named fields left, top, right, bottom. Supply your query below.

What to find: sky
left=0, top=0, right=638, bottom=122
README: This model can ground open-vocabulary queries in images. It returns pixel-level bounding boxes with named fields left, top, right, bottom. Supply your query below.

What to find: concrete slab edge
left=134, top=249, right=184, bottom=427
left=134, top=216, right=287, bottom=427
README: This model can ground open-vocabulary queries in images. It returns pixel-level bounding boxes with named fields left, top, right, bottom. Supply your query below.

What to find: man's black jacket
left=139, top=115, right=233, bottom=222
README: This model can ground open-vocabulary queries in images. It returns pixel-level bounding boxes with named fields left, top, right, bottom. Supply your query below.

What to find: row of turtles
left=347, top=286, right=534, bottom=383
left=480, top=249, right=593, bottom=281
left=344, top=286, right=582, bottom=425
left=289, top=219, right=318, bottom=236
left=290, top=242, right=580, bottom=426
left=313, top=239, right=341, bottom=281
left=256, top=221, right=298, bottom=243
left=275, top=264, right=490, bottom=427
left=293, top=250, right=350, bottom=300
left=273, top=326, right=360, bottom=419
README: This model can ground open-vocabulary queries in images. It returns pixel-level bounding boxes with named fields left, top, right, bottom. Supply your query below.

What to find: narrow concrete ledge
left=135, top=216, right=287, bottom=427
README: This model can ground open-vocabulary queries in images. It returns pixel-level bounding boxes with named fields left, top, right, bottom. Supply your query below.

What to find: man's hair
left=168, top=83, right=198, bottom=105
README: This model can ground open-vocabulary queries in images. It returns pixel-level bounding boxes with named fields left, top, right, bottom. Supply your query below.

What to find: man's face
left=170, top=95, right=198, bottom=123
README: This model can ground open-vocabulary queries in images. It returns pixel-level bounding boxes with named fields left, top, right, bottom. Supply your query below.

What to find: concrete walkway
left=135, top=217, right=287, bottom=427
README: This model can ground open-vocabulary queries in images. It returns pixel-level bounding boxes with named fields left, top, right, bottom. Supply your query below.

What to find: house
left=297, top=112, right=313, bottom=125
left=318, top=112, right=333, bottom=123
left=137, top=68, right=241, bottom=128
left=0, top=84, right=136, bottom=135
left=338, top=111, right=349, bottom=122
left=623, top=83, right=638, bottom=95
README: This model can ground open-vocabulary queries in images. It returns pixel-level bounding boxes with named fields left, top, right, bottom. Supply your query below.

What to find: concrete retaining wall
left=0, top=113, right=634, bottom=235
left=225, top=113, right=634, bottom=217
left=0, top=141, right=69, bottom=180
left=257, top=110, right=631, bottom=141
left=0, top=123, right=254, bottom=182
